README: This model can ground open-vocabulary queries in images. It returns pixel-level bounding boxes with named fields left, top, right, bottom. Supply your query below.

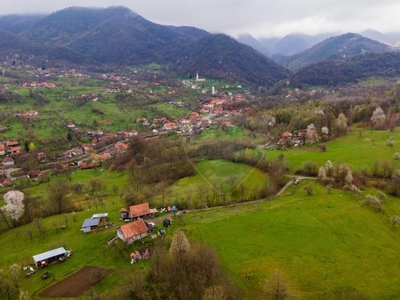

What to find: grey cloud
left=1, top=0, right=400, bottom=37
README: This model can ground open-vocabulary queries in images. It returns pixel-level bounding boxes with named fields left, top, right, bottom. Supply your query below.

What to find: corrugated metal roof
left=92, top=213, right=108, bottom=219
left=33, top=247, right=66, bottom=264
left=82, top=218, right=100, bottom=228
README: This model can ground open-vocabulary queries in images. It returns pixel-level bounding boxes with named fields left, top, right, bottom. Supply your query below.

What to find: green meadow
left=180, top=181, right=400, bottom=299
left=266, top=129, right=400, bottom=173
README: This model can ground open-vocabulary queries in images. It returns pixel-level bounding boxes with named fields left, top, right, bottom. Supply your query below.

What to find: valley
left=1, top=5, right=400, bottom=300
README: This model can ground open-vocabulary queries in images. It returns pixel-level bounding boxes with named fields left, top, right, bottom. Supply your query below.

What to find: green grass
left=163, top=160, right=268, bottom=205
left=266, top=129, right=400, bottom=173
left=179, top=181, right=400, bottom=299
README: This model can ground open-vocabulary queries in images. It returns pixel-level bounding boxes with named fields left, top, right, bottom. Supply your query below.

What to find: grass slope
left=180, top=181, right=400, bottom=299
left=267, top=129, right=400, bottom=172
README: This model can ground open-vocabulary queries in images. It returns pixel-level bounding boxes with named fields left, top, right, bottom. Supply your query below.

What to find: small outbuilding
left=81, top=218, right=100, bottom=233
left=33, top=247, right=67, bottom=268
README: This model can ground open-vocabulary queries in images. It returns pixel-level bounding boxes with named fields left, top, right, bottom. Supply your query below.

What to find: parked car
left=163, top=219, right=171, bottom=228
left=148, top=222, right=156, bottom=228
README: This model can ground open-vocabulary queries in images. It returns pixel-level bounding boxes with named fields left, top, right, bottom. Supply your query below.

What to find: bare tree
left=26, top=228, right=33, bottom=241
left=170, top=231, right=190, bottom=260
left=34, top=218, right=46, bottom=238
left=48, top=179, right=70, bottom=214
left=196, top=184, right=208, bottom=210
left=202, top=285, right=228, bottom=300
left=263, top=271, right=297, bottom=300
left=52, top=220, right=59, bottom=233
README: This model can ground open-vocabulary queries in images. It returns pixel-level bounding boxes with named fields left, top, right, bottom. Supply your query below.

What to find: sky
left=1, top=0, right=400, bottom=38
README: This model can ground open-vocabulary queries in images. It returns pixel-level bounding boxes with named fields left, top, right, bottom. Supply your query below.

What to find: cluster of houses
left=79, top=202, right=159, bottom=245
left=136, top=94, right=250, bottom=137
left=276, top=124, right=321, bottom=149
left=22, top=82, right=56, bottom=88
left=117, top=203, right=158, bottom=244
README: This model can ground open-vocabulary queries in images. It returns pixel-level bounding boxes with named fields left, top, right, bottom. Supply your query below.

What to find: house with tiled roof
left=0, top=144, right=5, bottom=156
left=2, top=157, right=14, bottom=168
left=0, top=178, right=12, bottom=187
left=128, top=202, right=158, bottom=220
left=117, top=219, right=154, bottom=244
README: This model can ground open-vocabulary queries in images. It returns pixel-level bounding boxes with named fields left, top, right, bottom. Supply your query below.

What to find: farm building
left=81, top=213, right=109, bottom=233
left=117, top=219, right=154, bottom=244
left=129, top=203, right=157, bottom=220
left=32, top=247, right=68, bottom=267
left=81, top=218, right=100, bottom=233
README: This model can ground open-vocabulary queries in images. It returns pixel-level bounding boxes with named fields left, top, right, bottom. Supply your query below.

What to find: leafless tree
left=170, top=231, right=190, bottom=260
left=263, top=271, right=297, bottom=300
left=47, top=179, right=70, bottom=214
left=26, top=228, right=33, bottom=241
left=34, top=218, right=46, bottom=238
left=202, top=285, right=228, bottom=300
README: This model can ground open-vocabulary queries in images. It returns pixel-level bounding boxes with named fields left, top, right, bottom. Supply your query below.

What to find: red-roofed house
left=117, top=219, right=153, bottom=244
left=114, top=142, right=128, bottom=152
left=129, top=203, right=151, bottom=220
left=0, top=144, right=5, bottom=156
left=0, top=178, right=12, bottom=187
left=6, top=140, right=19, bottom=147
left=282, top=131, right=293, bottom=138
left=162, top=122, right=177, bottom=131
left=11, top=146, right=22, bottom=155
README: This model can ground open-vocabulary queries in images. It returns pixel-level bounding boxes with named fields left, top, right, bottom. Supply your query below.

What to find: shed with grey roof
left=32, top=247, right=67, bottom=267
left=81, top=218, right=100, bottom=233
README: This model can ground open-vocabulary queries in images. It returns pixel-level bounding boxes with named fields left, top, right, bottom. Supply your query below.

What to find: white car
left=148, top=222, right=156, bottom=228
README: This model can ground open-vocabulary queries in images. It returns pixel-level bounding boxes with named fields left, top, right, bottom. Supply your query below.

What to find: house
left=93, top=152, right=112, bottom=162
left=0, top=178, right=12, bottom=187
left=114, top=142, right=128, bottom=152
left=27, top=170, right=41, bottom=179
left=32, top=247, right=68, bottom=268
left=81, top=218, right=100, bottom=233
left=0, top=144, right=5, bottom=156
left=129, top=202, right=157, bottom=220
left=282, top=131, right=293, bottom=138
left=2, top=157, right=14, bottom=168
left=117, top=219, right=154, bottom=244
left=78, top=161, right=96, bottom=170
left=6, top=140, right=19, bottom=148
left=10, top=146, right=22, bottom=155
left=37, top=152, right=47, bottom=161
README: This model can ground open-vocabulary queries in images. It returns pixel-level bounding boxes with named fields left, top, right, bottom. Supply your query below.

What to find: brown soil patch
left=39, top=266, right=112, bottom=298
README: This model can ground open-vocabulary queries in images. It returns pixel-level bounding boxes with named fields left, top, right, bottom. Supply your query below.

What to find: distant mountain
left=16, top=6, right=289, bottom=87
left=19, top=6, right=134, bottom=46
left=291, top=52, right=400, bottom=87
left=20, top=6, right=206, bottom=65
left=0, top=29, right=88, bottom=66
left=168, top=26, right=209, bottom=39
left=171, top=34, right=291, bottom=88
left=237, top=33, right=270, bottom=56
left=0, top=14, right=44, bottom=34
left=282, top=33, right=392, bottom=71
left=272, top=34, right=310, bottom=56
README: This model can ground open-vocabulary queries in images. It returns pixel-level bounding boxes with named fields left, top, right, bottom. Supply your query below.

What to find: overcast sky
left=1, top=0, right=400, bottom=38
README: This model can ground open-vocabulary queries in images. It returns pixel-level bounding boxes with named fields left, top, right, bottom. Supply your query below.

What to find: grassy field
left=180, top=181, right=400, bottom=299
left=266, top=129, right=400, bottom=173
left=166, top=159, right=268, bottom=199
left=1, top=159, right=400, bottom=298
